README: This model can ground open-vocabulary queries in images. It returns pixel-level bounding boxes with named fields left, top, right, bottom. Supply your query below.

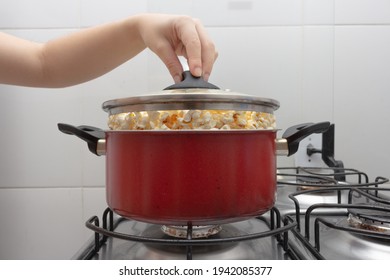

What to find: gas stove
left=72, top=125, right=390, bottom=260
left=277, top=167, right=390, bottom=259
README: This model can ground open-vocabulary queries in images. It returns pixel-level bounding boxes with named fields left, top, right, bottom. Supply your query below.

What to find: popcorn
left=108, top=110, right=276, bottom=131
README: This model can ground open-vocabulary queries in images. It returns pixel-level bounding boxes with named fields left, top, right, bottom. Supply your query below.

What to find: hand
left=134, top=14, right=218, bottom=83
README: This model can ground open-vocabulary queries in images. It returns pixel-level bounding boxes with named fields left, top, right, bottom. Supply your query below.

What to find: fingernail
left=193, top=67, right=202, bottom=77
left=203, top=73, right=210, bottom=81
left=174, top=74, right=182, bottom=84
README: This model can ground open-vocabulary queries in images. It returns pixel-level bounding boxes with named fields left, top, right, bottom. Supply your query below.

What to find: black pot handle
left=164, top=70, right=220, bottom=90
left=282, top=122, right=331, bottom=156
left=57, top=123, right=105, bottom=156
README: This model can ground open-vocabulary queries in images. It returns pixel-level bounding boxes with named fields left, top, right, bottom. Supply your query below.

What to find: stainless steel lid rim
left=104, top=129, right=278, bottom=134
left=102, top=92, right=280, bottom=115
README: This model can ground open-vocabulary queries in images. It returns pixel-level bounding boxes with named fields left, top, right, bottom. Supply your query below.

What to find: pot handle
left=57, top=123, right=106, bottom=156
left=279, top=122, right=331, bottom=156
left=164, top=70, right=220, bottom=90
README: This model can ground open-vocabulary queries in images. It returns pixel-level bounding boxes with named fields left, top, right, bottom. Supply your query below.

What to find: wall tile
left=148, top=0, right=304, bottom=26
left=334, top=26, right=390, bottom=177
left=0, top=0, right=80, bottom=29
left=80, top=0, right=148, bottom=26
left=191, top=0, right=303, bottom=26
left=0, top=87, right=84, bottom=188
left=0, top=187, right=85, bottom=259
left=335, top=0, right=390, bottom=24
left=145, top=0, right=306, bottom=27
left=147, top=0, right=193, bottom=15
left=304, top=0, right=335, bottom=25
left=301, top=26, right=334, bottom=122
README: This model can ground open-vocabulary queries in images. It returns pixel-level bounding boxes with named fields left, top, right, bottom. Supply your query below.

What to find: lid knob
left=164, top=71, right=220, bottom=90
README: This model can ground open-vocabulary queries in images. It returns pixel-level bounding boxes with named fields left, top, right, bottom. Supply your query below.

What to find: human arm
left=0, top=13, right=217, bottom=88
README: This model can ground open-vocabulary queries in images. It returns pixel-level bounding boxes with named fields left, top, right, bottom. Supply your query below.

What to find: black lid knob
left=164, top=71, right=220, bottom=90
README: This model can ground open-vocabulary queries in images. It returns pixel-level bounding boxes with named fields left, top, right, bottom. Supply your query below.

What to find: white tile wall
left=0, top=187, right=84, bottom=259
left=147, top=0, right=304, bottom=26
left=0, top=88, right=84, bottom=187
left=191, top=0, right=303, bottom=26
left=301, top=26, right=334, bottom=122
left=0, top=0, right=80, bottom=28
left=0, top=0, right=390, bottom=259
left=303, top=0, right=335, bottom=25
left=334, top=26, right=390, bottom=176
left=335, top=0, right=390, bottom=24
left=147, top=0, right=193, bottom=15
left=80, top=0, right=148, bottom=26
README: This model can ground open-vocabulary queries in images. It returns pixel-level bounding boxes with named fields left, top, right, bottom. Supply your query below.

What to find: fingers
left=174, top=17, right=203, bottom=78
left=138, top=14, right=217, bottom=83
left=193, top=18, right=218, bottom=81
left=152, top=38, right=184, bottom=83
left=176, top=17, right=217, bottom=81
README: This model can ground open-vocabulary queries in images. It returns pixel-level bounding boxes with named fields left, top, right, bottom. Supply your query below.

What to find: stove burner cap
left=348, top=207, right=390, bottom=233
left=161, top=225, right=222, bottom=238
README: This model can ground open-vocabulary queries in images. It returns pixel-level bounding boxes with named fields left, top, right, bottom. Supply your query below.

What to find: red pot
left=106, top=130, right=276, bottom=225
left=58, top=122, right=329, bottom=226
left=58, top=72, right=330, bottom=225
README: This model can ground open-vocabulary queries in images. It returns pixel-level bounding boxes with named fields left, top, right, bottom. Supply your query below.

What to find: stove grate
left=282, top=173, right=390, bottom=260
left=84, top=207, right=298, bottom=260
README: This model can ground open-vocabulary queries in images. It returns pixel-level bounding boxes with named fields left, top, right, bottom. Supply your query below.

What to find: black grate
left=83, top=207, right=298, bottom=260
left=279, top=167, right=390, bottom=260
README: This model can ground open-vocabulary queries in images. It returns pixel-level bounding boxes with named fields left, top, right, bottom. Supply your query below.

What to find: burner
left=348, top=208, right=390, bottom=233
left=276, top=171, right=350, bottom=215
left=277, top=167, right=348, bottom=193
left=296, top=175, right=338, bottom=191
left=161, top=225, right=222, bottom=238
